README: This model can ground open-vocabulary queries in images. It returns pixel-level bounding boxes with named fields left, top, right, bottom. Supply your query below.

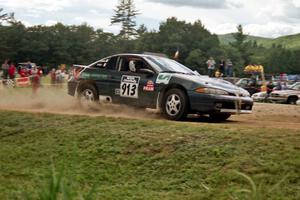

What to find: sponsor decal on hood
left=156, top=73, right=172, bottom=84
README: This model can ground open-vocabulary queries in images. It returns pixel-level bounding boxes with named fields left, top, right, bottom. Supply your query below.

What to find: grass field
left=0, top=110, right=300, bottom=199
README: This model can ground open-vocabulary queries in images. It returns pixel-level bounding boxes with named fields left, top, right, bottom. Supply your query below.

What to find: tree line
left=0, top=7, right=299, bottom=75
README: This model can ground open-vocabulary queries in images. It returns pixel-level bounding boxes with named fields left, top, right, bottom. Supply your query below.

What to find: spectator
left=225, top=59, right=233, bottom=77
left=266, top=81, right=274, bottom=99
left=31, top=65, right=42, bottom=95
left=55, top=67, right=64, bottom=87
left=26, top=60, right=32, bottom=70
left=1, top=59, right=9, bottom=79
left=206, top=57, right=216, bottom=77
left=274, top=82, right=282, bottom=90
left=219, top=59, right=225, bottom=76
left=50, top=68, right=56, bottom=86
left=282, top=82, right=288, bottom=90
left=42, top=65, right=49, bottom=75
left=215, top=69, right=221, bottom=78
left=8, top=61, right=16, bottom=79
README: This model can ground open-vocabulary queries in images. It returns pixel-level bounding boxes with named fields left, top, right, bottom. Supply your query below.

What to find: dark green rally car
left=68, top=53, right=253, bottom=121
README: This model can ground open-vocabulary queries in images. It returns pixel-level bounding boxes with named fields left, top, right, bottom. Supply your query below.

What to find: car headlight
left=195, top=87, right=229, bottom=95
left=242, top=91, right=250, bottom=97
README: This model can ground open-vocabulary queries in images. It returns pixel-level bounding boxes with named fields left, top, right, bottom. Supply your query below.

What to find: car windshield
left=145, top=56, right=195, bottom=74
left=289, top=83, right=300, bottom=90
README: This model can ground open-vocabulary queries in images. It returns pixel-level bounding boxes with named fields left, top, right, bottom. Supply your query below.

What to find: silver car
left=269, top=82, right=300, bottom=104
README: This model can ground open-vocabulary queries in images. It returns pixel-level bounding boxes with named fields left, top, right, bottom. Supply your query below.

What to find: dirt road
left=230, top=103, right=300, bottom=129
left=0, top=88, right=299, bottom=130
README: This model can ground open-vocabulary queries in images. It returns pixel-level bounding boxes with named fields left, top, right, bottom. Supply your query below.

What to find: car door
left=88, top=56, right=118, bottom=99
left=107, top=55, right=159, bottom=108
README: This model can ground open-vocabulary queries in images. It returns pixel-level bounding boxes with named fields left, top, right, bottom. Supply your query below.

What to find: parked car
left=269, top=82, right=300, bottom=104
left=251, top=91, right=267, bottom=102
left=235, top=78, right=274, bottom=96
left=68, top=53, right=253, bottom=121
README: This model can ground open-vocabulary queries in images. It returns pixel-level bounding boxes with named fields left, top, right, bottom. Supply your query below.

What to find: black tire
left=162, top=88, right=188, bottom=121
left=77, top=83, right=99, bottom=108
left=287, top=96, right=298, bottom=105
left=209, top=113, right=231, bottom=122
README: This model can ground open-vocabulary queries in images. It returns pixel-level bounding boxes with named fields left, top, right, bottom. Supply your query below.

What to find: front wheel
left=77, top=84, right=99, bottom=109
left=287, top=97, right=298, bottom=105
left=209, top=113, right=231, bottom=122
left=162, top=88, right=188, bottom=121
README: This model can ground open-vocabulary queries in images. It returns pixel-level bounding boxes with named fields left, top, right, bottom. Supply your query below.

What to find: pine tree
left=231, top=24, right=247, bottom=48
left=111, top=0, right=139, bottom=39
left=230, top=24, right=252, bottom=65
left=0, top=8, right=15, bottom=24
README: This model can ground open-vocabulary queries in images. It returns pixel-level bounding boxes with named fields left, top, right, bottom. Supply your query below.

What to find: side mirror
left=139, top=68, right=155, bottom=76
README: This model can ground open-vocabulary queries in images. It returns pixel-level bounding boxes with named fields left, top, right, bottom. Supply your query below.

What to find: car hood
left=172, top=73, right=250, bottom=96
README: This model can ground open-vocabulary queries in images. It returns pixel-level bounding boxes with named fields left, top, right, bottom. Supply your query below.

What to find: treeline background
left=1, top=17, right=300, bottom=75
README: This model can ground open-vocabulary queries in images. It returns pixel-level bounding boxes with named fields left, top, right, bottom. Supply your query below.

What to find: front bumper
left=188, top=91, right=253, bottom=114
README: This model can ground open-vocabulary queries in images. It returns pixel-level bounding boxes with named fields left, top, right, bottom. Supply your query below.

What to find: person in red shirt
left=8, top=61, right=16, bottom=79
left=31, top=66, right=42, bottom=95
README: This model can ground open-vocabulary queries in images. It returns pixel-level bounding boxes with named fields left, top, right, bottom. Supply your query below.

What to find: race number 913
left=120, top=75, right=140, bottom=98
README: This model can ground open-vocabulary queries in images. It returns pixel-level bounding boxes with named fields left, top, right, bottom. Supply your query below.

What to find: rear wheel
left=162, top=88, right=188, bottom=120
left=209, top=113, right=231, bottom=122
left=287, top=96, right=298, bottom=105
left=77, top=84, right=98, bottom=109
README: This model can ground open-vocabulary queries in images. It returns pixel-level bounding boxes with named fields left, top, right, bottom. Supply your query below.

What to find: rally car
left=68, top=54, right=253, bottom=121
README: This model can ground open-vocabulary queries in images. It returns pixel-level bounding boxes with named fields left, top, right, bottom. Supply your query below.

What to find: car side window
left=119, top=57, right=130, bottom=72
left=118, top=56, right=152, bottom=74
left=91, top=57, right=118, bottom=70
left=106, top=56, right=118, bottom=70
left=238, top=79, right=248, bottom=87
left=294, top=85, right=300, bottom=90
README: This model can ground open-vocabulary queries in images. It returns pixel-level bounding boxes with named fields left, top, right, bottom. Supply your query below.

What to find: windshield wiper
left=160, top=70, right=179, bottom=73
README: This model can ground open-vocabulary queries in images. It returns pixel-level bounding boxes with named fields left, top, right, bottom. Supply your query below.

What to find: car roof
left=110, top=53, right=167, bottom=59
left=88, top=53, right=166, bottom=67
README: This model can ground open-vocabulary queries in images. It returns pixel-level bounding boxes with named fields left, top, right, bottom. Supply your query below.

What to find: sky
left=1, top=0, right=300, bottom=38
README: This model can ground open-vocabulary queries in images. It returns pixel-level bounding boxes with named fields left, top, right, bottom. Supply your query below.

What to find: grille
left=215, top=102, right=252, bottom=110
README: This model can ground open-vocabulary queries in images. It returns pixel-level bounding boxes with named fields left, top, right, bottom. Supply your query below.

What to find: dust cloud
left=0, top=87, right=160, bottom=120
left=0, top=86, right=299, bottom=129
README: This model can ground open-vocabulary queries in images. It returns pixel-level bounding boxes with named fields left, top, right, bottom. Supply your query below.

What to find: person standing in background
left=226, top=59, right=233, bottom=77
left=219, top=59, right=225, bottom=76
left=50, top=68, right=56, bottom=86
left=1, top=59, right=9, bottom=79
left=26, top=60, right=32, bottom=70
left=55, top=67, right=64, bottom=88
left=31, top=65, right=42, bottom=95
left=206, top=57, right=216, bottom=77
left=8, top=61, right=16, bottom=79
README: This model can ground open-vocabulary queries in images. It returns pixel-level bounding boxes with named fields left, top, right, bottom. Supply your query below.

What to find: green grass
left=0, top=111, right=300, bottom=199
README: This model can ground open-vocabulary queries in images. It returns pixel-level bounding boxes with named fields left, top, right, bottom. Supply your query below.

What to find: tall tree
left=230, top=24, right=252, bottom=67
left=0, top=8, right=14, bottom=24
left=111, top=0, right=139, bottom=39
